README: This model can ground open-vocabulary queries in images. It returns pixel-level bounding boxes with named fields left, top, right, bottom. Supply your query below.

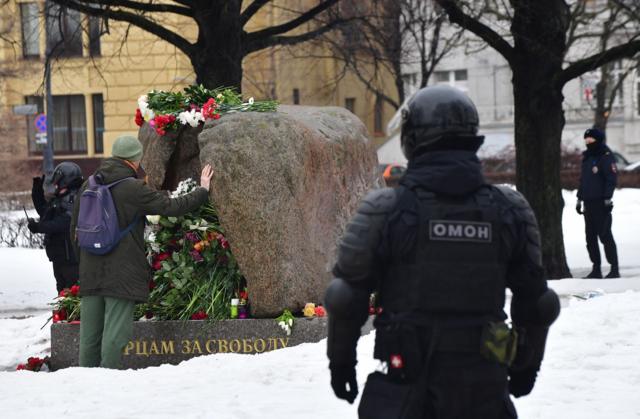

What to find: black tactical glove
left=330, top=362, right=358, bottom=404
left=27, top=218, right=39, bottom=233
left=575, top=200, right=583, bottom=215
left=604, top=199, right=613, bottom=213
left=508, top=366, right=538, bottom=397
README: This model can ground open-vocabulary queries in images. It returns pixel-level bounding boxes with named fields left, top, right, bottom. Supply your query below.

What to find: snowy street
left=1, top=189, right=639, bottom=418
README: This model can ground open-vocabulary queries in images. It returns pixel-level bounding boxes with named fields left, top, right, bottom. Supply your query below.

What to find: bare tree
left=435, top=0, right=640, bottom=278
left=48, top=0, right=353, bottom=90
left=566, top=1, right=640, bottom=131
left=321, top=0, right=463, bottom=110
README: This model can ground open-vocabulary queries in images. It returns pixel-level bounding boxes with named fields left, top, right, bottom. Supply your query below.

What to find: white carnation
left=138, top=95, right=155, bottom=120
left=178, top=109, right=205, bottom=128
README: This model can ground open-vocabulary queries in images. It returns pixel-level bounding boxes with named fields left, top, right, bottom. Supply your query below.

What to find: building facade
left=383, top=41, right=640, bottom=165
left=0, top=0, right=396, bottom=191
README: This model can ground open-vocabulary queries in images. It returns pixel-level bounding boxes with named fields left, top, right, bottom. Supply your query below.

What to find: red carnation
left=58, top=289, right=69, bottom=298
left=218, top=235, right=229, bottom=249
left=239, top=290, right=248, bottom=300
left=190, top=310, right=208, bottom=320
left=134, top=108, right=144, bottom=127
left=70, top=285, right=80, bottom=297
left=202, top=98, right=218, bottom=120
left=16, top=364, right=26, bottom=370
left=314, top=305, right=326, bottom=317
left=27, top=357, right=41, bottom=369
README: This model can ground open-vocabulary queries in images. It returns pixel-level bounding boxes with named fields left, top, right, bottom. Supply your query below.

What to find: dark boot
left=605, top=267, right=620, bottom=279
left=584, top=267, right=602, bottom=279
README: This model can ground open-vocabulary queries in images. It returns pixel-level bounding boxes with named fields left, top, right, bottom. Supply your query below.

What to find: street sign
left=35, top=132, right=47, bottom=145
left=13, top=104, right=38, bottom=116
left=35, top=113, right=47, bottom=133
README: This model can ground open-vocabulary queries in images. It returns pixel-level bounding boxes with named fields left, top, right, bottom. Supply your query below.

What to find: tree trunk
left=512, top=70, right=572, bottom=279
left=191, top=1, right=244, bottom=90
left=593, top=64, right=610, bottom=131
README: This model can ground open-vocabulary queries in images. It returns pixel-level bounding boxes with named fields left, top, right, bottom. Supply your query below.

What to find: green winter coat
left=70, top=158, right=209, bottom=302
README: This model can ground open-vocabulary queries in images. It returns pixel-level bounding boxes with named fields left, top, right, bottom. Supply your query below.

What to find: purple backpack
left=76, top=175, right=139, bottom=255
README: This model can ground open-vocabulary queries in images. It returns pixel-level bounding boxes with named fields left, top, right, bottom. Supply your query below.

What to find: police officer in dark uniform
left=576, top=128, right=619, bottom=279
left=324, top=85, right=560, bottom=418
left=29, top=162, right=83, bottom=292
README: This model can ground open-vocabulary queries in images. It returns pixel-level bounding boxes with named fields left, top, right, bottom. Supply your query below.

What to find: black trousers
left=359, top=352, right=517, bottom=419
left=583, top=201, right=618, bottom=268
left=52, top=262, right=79, bottom=292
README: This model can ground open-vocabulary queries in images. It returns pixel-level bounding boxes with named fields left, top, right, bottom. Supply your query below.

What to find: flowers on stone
left=150, top=114, right=176, bottom=136
left=178, top=108, right=205, bottom=127
left=135, top=108, right=144, bottom=127
left=190, top=310, right=208, bottom=320
left=276, top=309, right=295, bottom=336
left=137, top=95, right=155, bottom=120
left=201, top=98, right=220, bottom=120
left=218, top=235, right=229, bottom=249
left=133, top=85, right=277, bottom=136
left=314, top=305, right=326, bottom=317
left=303, top=303, right=316, bottom=317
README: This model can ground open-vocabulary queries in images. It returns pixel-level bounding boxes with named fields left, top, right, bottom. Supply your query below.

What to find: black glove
left=330, top=362, right=358, bottom=404
left=575, top=200, right=583, bottom=215
left=604, top=199, right=613, bottom=213
left=508, top=366, right=538, bottom=398
left=27, top=218, right=39, bottom=233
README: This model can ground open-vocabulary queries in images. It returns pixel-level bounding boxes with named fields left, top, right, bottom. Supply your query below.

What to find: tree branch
left=245, top=18, right=349, bottom=54
left=246, top=0, right=340, bottom=41
left=435, top=0, right=514, bottom=64
left=50, top=0, right=194, bottom=56
left=557, top=39, right=640, bottom=87
left=59, top=0, right=193, bottom=16
left=241, top=0, right=271, bottom=26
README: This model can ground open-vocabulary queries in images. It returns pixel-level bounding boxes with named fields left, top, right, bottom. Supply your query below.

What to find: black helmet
left=51, top=162, right=83, bottom=193
left=401, top=85, right=484, bottom=159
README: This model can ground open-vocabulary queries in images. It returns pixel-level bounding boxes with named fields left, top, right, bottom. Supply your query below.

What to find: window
left=293, top=88, right=300, bottom=105
left=46, top=2, right=82, bottom=57
left=434, top=69, right=468, bottom=92
left=345, top=97, right=356, bottom=113
left=88, top=16, right=102, bottom=56
left=374, top=95, right=384, bottom=134
left=51, top=95, right=87, bottom=154
left=21, top=3, right=40, bottom=58
left=92, top=94, right=104, bottom=154
left=25, top=96, right=45, bottom=154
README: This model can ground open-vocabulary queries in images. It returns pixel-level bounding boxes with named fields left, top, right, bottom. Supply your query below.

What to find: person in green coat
left=71, top=135, right=213, bottom=369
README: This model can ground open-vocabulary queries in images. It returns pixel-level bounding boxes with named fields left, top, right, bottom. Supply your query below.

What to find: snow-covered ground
left=0, top=189, right=639, bottom=418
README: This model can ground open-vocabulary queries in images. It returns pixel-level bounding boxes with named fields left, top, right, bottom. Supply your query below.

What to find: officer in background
left=576, top=128, right=619, bottom=279
left=325, top=85, right=560, bottom=418
left=29, top=162, right=83, bottom=292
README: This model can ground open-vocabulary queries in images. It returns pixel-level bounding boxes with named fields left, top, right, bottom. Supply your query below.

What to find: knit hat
left=112, top=135, right=143, bottom=161
left=584, top=128, right=606, bottom=144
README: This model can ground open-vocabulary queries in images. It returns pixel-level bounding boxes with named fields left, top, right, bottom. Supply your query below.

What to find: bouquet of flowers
left=138, top=178, right=244, bottom=321
left=135, top=85, right=278, bottom=136
left=50, top=285, right=81, bottom=323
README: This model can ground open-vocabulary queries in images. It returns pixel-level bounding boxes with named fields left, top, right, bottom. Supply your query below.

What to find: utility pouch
left=480, top=321, right=518, bottom=366
left=373, top=323, right=422, bottom=382
left=358, top=372, right=425, bottom=419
